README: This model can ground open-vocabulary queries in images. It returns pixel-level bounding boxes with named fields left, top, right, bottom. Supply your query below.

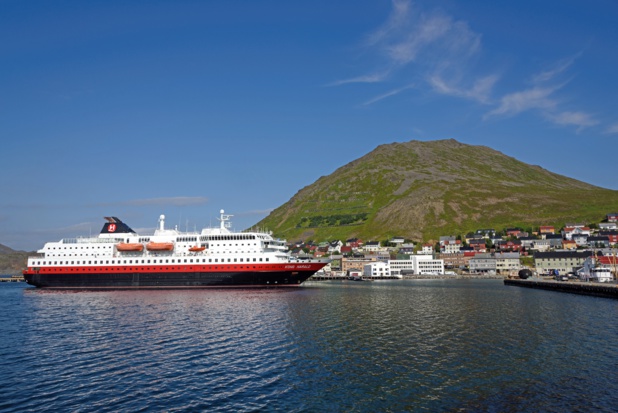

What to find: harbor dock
left=504, top=278, right=618, bottom=299
left=0, top=275, right=25, bottom=282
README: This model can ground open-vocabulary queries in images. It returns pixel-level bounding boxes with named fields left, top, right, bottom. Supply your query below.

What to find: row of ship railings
left=62, top=237, right=120, bottom=244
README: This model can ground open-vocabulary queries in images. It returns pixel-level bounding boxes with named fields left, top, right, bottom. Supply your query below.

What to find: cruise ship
left=23, top=210, right=328, bottom=289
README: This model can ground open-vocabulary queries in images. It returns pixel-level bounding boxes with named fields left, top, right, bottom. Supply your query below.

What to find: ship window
left=215, top=259, right=218, bottom=262
left=253, top=258, right=256, bottom=262
left=166, top=260, right=169, bottom=263
left=234, top=259, right=237, bottom=262
left=266, top=258, right=269, bottom=262
left=259, top=258, right=263, bottom=262
left=228, top=259, right=231, bottom=262
left=209, top=259, right=212, bottom=263
left=190, top=259, right=193, bottom=263
left=184, top=259, right=187, bottom=263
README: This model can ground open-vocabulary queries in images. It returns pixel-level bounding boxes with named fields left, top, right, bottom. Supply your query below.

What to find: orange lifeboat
left=146, top=242, right=174, bottom=251
left=189, top=245, right=206, bottom=252
left=116, top=243, right=144, bottom=252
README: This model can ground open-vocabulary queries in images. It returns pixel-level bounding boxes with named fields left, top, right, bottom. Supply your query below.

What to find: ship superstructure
left=24, top=210, right=328, bottom=289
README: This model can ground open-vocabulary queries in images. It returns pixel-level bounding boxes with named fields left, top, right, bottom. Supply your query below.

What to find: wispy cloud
left=366, top=0, right=411, bottom=47
left=337, top=2, right=602, bottom=133
left=604, top=123, right=618, bottom=135
left=327, top=71, right=390, bottom=86
left=546, top=111, right=598, bottom=131
left=236, top=209, right=274, bottom=217
left=485, top=85, right=560, bottom=118
left=331, top=0, right=494, bottom=101
left=485, top=52, right=600, bottom=132
left=429, top=74, right=498, bottom=104
left=531, top=52, right=582, bottom=83
left=95, top=197, right=209, bottom=207
left=362, top=84, right=415, bottom=106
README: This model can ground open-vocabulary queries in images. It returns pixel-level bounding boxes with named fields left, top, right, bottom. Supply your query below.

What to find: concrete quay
left=504, top=278, right=618, bottom=299
left=0, top=275, right=24, bottom=282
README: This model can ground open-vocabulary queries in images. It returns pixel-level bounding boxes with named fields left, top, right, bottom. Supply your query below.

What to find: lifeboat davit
left=116, top=243, right=144, bottom=252
left=146, top=242, right=174, bottom=251
left=189, top=245, right=206, bottom=252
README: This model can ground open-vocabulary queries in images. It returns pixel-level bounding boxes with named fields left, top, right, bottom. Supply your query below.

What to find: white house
left=419, top=243, right=434, bottom=255
left=495, top=252, right=520, bottom=274
left=562, top=226, right=591, bottom=241
left=599, top=222, right=617, bottom=231
left=363, top=241, right=381, bottom=253
left=441, top=240, right=462, bottom=254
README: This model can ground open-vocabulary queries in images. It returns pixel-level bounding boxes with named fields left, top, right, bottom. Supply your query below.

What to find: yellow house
left=562, top=240, right=577, bottom=250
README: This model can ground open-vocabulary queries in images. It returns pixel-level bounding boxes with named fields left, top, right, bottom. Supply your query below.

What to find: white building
left=469, top=253, right=496, bottom=273
left=599, top=222, right=617, bottom=231
left=389, top=255, right=444, bottom=276
left=363, top=261, right=391, bottom=278
left=441, top=240, right=462, bottom=254
left=363, top=241, right=382, bottom=253
left=419, top=244, right=434, bottom=255
left=495, top=252, right=520, bottom=274
left=562, top=226, right=591, bottom=241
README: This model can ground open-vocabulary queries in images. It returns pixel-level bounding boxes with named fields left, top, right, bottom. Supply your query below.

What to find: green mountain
left=257, top=139, right=618, bottom=243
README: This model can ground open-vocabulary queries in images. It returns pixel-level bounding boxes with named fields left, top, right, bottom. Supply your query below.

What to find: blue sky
left=2, top=0, right=618, bottom=251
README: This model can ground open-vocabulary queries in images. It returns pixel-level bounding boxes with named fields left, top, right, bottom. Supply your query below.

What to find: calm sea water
left=1, top=280, right=617, bottom=412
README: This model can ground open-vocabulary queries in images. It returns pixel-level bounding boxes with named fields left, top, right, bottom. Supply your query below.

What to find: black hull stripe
left=24, top=270, right=316, bottom=289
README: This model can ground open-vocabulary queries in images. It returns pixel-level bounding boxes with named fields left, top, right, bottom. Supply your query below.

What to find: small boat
left=116, top=243, right=144, bottom=252
left=189, top=245, right=206, bottom=252
left=146, top=242, right=174, bottom=251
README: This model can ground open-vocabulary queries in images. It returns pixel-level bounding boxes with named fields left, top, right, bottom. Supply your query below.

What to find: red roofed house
left=340, top=246, right=353, bottom=255
left=562, top=240, right=577, bottom=250
left=346, top=238, right=363, bottom=248
left=469, top=239, right=487, bottom=252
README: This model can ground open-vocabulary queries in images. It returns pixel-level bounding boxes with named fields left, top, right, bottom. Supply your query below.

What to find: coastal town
left=295, top=212, right=618, bottom=283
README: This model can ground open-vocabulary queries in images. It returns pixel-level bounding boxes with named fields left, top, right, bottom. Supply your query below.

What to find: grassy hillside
left=0, top=244, right=30, bottom=274
left=257, top=139, right=618, bottom=243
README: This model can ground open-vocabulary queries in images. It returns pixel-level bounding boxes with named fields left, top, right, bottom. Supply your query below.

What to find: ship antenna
left=218, top=209, right=234, bottom=230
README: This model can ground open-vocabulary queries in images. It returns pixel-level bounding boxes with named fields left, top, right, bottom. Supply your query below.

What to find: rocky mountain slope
left=257, top=139, right=618, bottom=242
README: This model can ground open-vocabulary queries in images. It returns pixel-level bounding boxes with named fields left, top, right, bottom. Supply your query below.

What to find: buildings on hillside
left=291, top=212, right=618, bottom=278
